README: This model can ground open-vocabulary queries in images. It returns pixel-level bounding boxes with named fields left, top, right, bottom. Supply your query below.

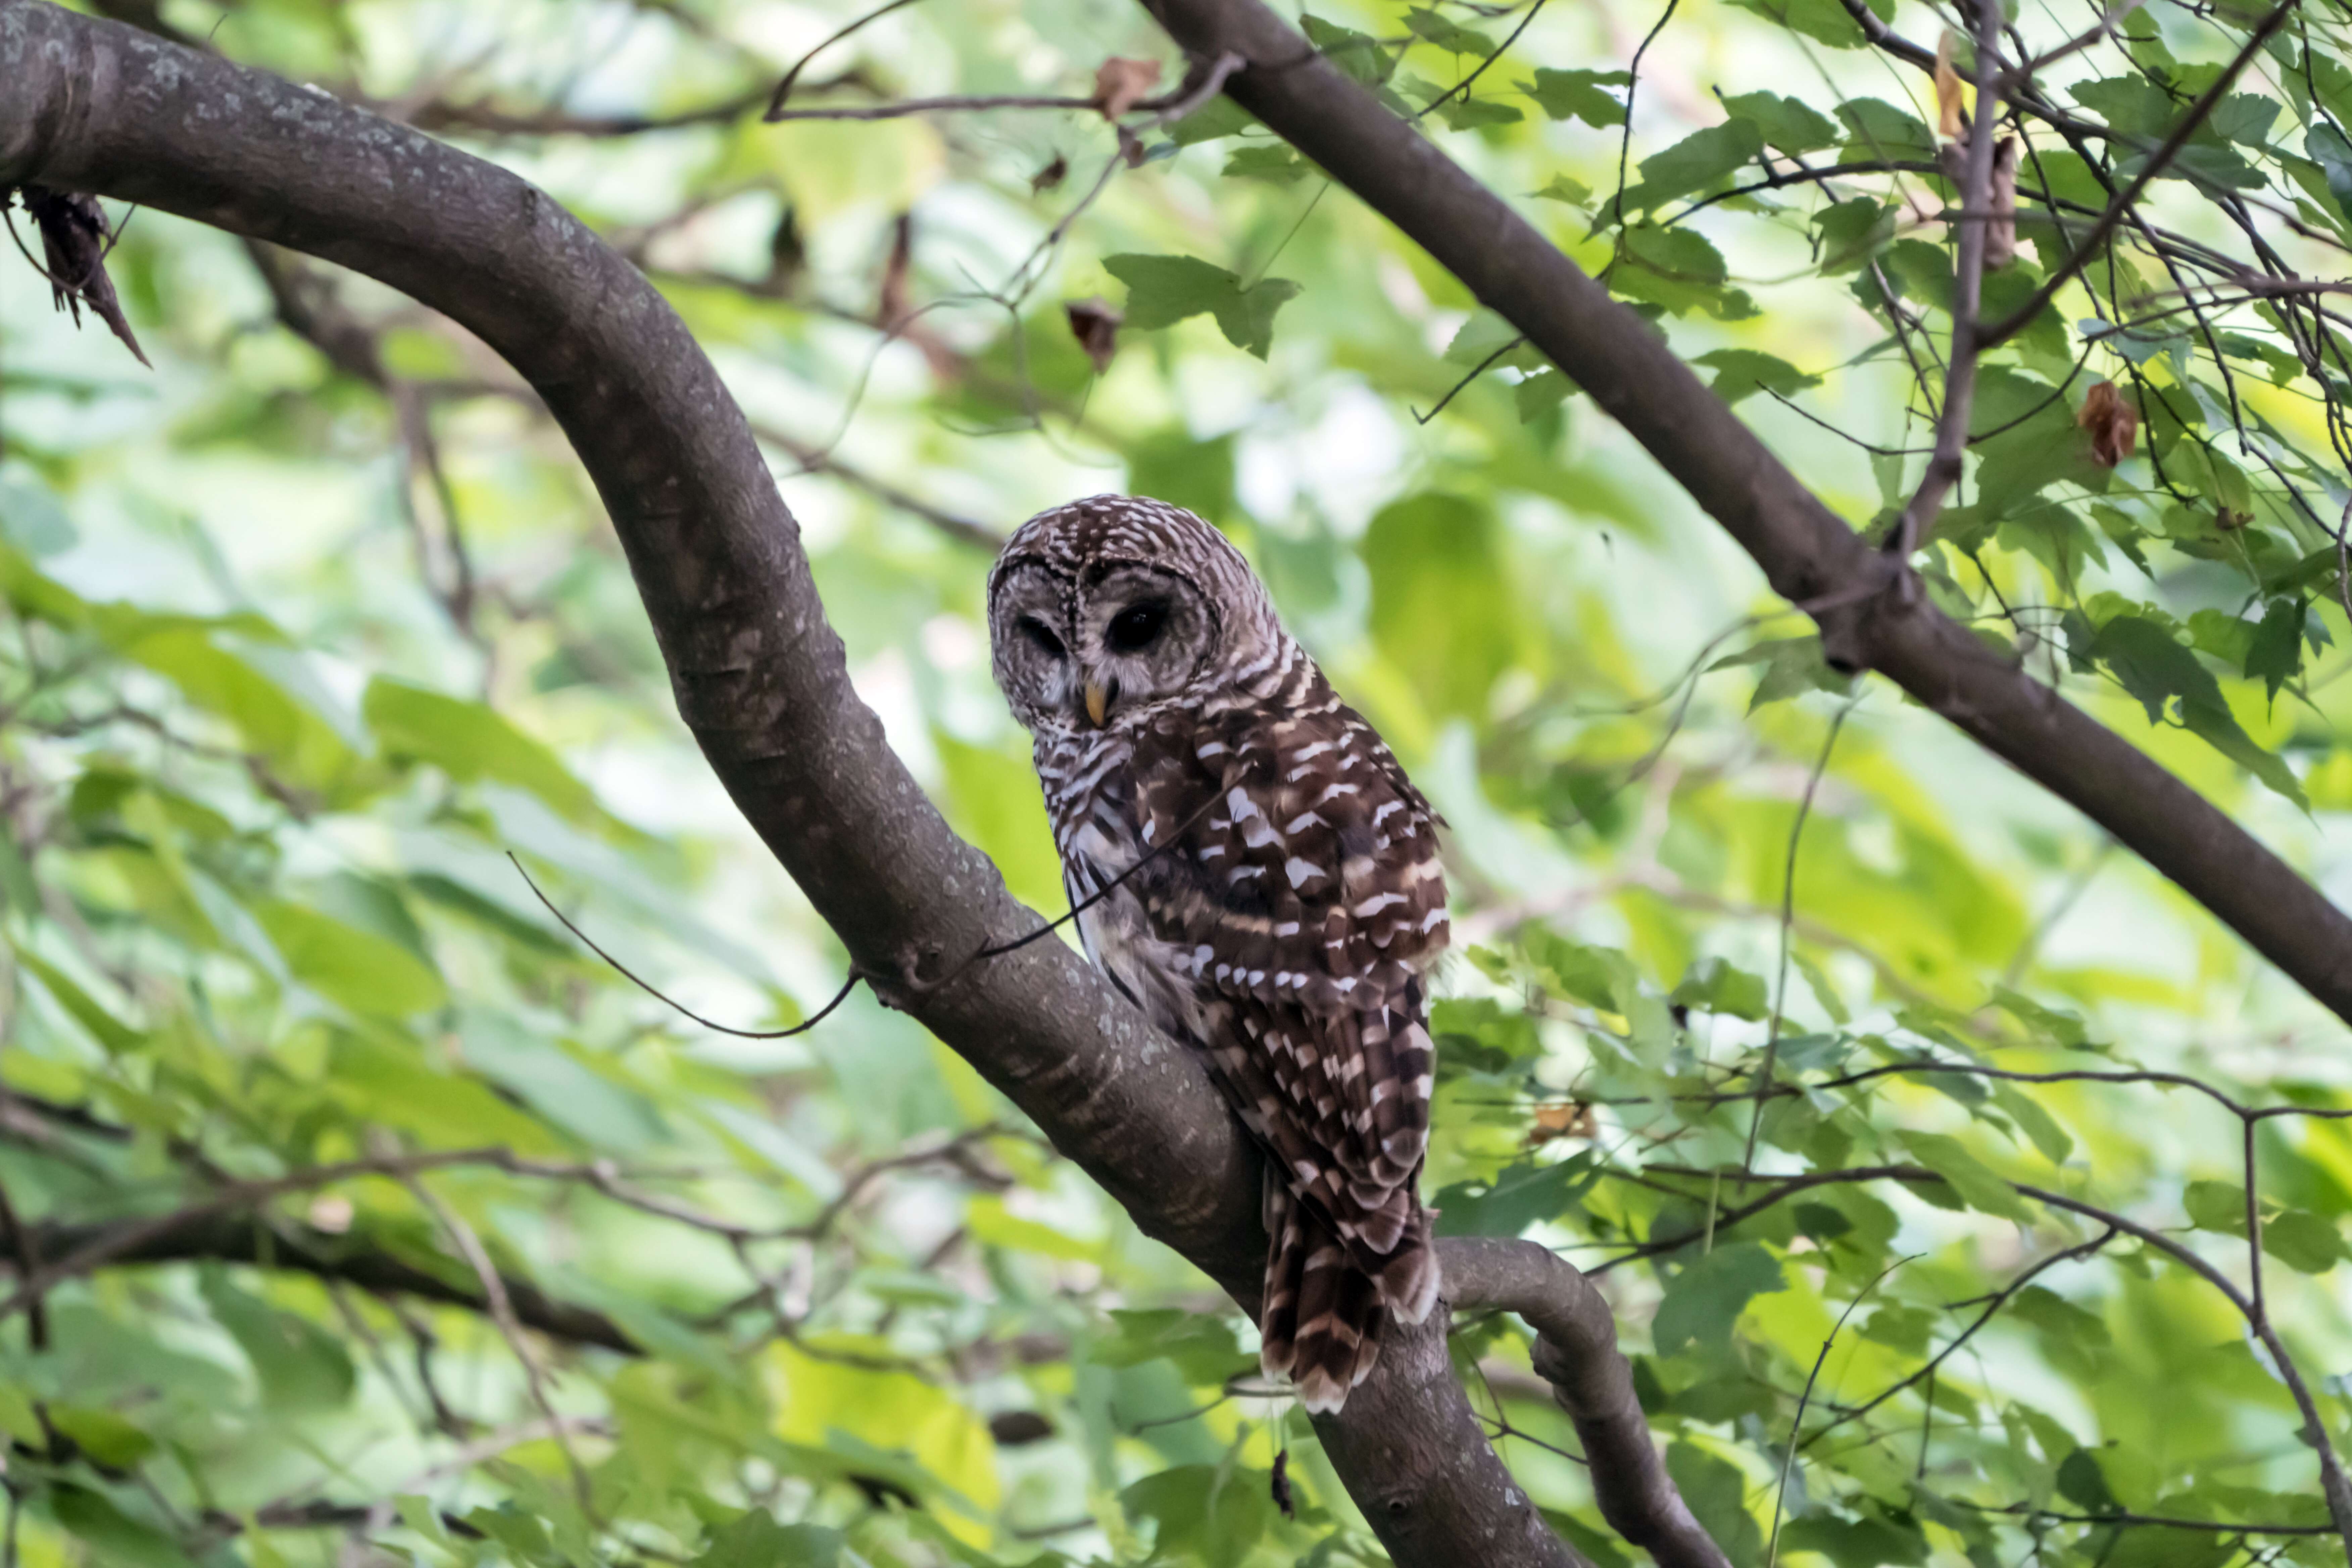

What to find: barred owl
left=986, top=494, right=1446, bottom=1412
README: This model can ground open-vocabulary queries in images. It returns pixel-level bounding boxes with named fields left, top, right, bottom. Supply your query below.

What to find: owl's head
left=987, top=495, right=1286, bottom=736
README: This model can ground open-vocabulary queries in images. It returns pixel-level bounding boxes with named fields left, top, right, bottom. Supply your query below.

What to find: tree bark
left=1135, top=0, right=2352, bottom=1028
left=0, top=5, right=1703, bottom=1563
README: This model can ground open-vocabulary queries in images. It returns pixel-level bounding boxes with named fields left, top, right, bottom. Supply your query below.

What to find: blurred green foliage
left=5, top=0, right=2352, bottom=1560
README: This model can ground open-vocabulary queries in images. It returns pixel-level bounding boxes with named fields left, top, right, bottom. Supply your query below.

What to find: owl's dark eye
left=1107, top=600, right=1168, bottom=652
left=1019, top=616, right=1066, bottom=659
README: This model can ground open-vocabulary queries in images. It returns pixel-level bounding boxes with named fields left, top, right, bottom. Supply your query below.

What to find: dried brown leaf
left=1935, top=32, right=1967, bottom=140
left=1090, top=56, right=1163, bottom=119
left=1986, top=135, right=2020, bottom=269
left=1064, top=297, right=1122, bottom=374
left=2078, top=380, right=2139, bottom=468
left=16, top=185, right=150, bottom=368
left=1529, top=1101, right=1598, bottom=1145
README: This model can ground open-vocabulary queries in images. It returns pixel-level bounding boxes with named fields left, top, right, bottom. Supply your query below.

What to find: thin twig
left=1767, top=1254, right=1914, bottom=1568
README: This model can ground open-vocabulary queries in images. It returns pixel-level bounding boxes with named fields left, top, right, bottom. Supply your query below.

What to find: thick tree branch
left=1133, top=0, right=2352, bottom=1029
left=0, top=7, right=1651, bottom=1563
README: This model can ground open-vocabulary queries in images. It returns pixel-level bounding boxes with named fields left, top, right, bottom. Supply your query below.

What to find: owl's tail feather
left=1259, top=1179, right=1439, bottom=1413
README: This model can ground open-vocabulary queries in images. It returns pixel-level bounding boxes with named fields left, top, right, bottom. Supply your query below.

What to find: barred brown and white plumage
left=986, top=494, right=1447, bottom=1412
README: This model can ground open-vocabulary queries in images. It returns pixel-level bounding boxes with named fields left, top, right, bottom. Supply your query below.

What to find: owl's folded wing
left=1130, top=696, right=1448, bottom=1242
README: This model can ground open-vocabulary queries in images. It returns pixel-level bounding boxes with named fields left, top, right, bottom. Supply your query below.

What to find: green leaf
left=1693, top=347, right=1821, bottom=405
left=1522, top=67, right=1630, bottom=127
left=1438, top=94, right=1525, bottom=130
left=2246, top=597, right=2306, bottom=701
left=2058, top=1447, right=2123, bottom=1514
left=1834, top=97, right=1937, bottom=162
left=1515, top=367, right=1576, bottom=422
left=1433, top=1154, right=1598, bottom=1236
left=1722, top=0, right=1891, bottom=50
left=2007, top=1284, right=2111, bottom=1348
left=2091, top=614, right=2306, bottom=807
left=2308, top=125, right=2352, bottom=222
left=256, top=899, right=449, bottom=1017
left=1223, top=144, right=1308, bottom=185
left=1720, top=90, right=1840, bottom=154
left=1094, top=1309, right=1254, bottom=1385
left=2260, top=1209, right=2346, bottom=1273
left=1711, top=635, right=1849, bottom=709
left=50, top=1487, right=193, bottom=1568
left=1103, top=253, right=1303, bottom=359
left=2073, top=76, right=2173, bottom=138
left=12, top=945, right=144, bottom=1053
left=364, top=678, right=597, bottom=822
left=1405, top=5, right=1495, bottom=53
left=1896, top=1131, right=2034, bottom=1222
left=1780, top=1512, right=1929, bottom=1567
left=1123, top=1464, right=1283, bottom=1562
left=692, top=1512, right=841, bottom=1567
left=1669, top=955, right=1770, bottom=1020
left=1653, top=1241, right=1785, bottom=1356
left=2212, top=91, right=2281, bottom=146
left=1992, top=1085, right=2075, bottom=1165
left=1665, top=1444, right=1766, bottom=1562
left=2185, top=1181, right=2347, bottom=1272
left=1813, top=196, right=1898, bottom=272
left=1169, top=96, right=1256, bottom=144
left=1611, top=227, right=1757, bottom=319
left=1301, top=14, right=1395, bottom=86
left=199, top=1268, right=356, bottom=1409
left=1624, top=120, right=1765, bottom=208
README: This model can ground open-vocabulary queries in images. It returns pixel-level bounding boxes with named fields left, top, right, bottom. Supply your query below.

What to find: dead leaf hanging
left=1064, top=297, right=1122, bottom=374
left=1934, top=32, right=1967, bottom=139
left=15, top=185, right=150, bottom=367
left=2078, top=380, right=2139, bottom=468
left=1090, top=57, right=1163, bottom=119
left=1985, top=135, right=2020, bottom=270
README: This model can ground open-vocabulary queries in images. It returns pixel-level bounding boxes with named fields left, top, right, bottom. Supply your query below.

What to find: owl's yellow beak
left=1083, top=681, right=1109, bottom=727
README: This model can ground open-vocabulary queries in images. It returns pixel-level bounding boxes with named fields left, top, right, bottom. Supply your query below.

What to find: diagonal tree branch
left=0, top=7, right=1690, bottom=1564
left=1131, top=0, right=2352, bottom=1028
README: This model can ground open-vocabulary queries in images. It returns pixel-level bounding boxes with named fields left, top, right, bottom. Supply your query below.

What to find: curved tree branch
left=1132, top=0, right=2352, bottom=1028
left=0, top=5, right=1700, bottom=1564
left=1444, top=1240, right=1731, bottom=1568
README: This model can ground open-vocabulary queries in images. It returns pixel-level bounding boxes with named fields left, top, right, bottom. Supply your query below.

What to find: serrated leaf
left=1434, top=1153, right=1598, bottom=1236
left=1523, top=67, right=1630, bottom=127
left=1611, top=227, right=1757, bottom=319
left=2246, top=597, right=2306, bottom=701
left=1103, top=253, right=1302, bottom=359
left=1669, top=955, right=1770, bottom=1020
left=1653, top=1241, right=1785, bottom=1356
left=1719, top=90, right=1840, bottom=154
left=1693, top=347, right=1821, bottom=405
left=1624, top=120, right=1765, bottom=208
left=2091, top=614, right=2306, bottom=806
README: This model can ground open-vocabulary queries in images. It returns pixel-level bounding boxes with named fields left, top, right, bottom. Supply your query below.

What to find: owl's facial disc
left=987, top=562, right=1082, bottom=730
left=1075, top=565, right=1214, bottom=724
